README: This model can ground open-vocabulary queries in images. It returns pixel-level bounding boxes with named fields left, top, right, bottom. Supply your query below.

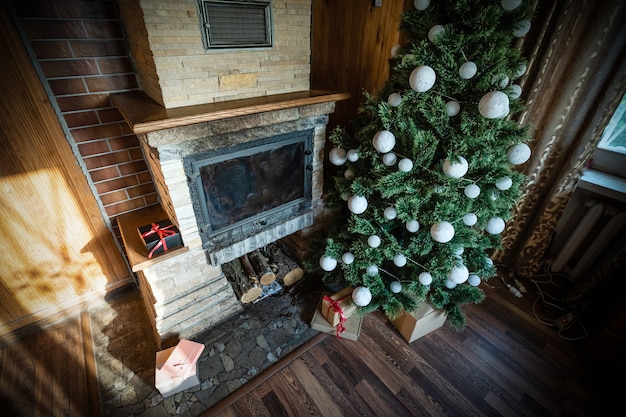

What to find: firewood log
left=222, top=258, right=262, bottom=303
left=268, top=243, right=304, bottom=286
left=249, top=249, right=276, bottom=285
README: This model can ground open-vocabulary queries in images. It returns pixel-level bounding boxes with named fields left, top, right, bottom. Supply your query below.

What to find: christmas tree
left=316, top=0, right=533, bottom=329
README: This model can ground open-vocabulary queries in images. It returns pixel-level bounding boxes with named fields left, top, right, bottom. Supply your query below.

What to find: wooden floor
left=0, top=270, right=624, bottom=417
left=206, top=278, right=624, bottom=417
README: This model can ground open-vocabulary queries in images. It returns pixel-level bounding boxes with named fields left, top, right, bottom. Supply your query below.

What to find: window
left=198, top=0, right=272, bottom=49
left=590, top=94, right=626, bottom=178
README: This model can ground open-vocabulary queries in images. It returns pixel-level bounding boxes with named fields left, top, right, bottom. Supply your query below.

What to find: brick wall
left=11, top=0, right=157, bottom=233
left=118, top=0, right=312, bottom=109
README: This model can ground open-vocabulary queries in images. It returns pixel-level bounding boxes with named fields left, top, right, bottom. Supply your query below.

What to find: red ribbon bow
left=141, top=222, right=176, bottom=259
left=323, top=294, right=348, bottom=338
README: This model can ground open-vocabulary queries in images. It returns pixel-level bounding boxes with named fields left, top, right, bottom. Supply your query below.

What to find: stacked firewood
left=222, top=243, right=304, bottom=304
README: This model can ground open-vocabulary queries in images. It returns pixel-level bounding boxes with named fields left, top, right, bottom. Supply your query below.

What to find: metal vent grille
left=199, top=1, right=272, bottom=49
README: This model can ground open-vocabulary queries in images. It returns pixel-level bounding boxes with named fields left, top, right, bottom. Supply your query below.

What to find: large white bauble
left=342, top=252, right=355, bottom=264
left=513, top=20, right=531, bottom=37
left=501, top=0, right=522, bottom=10
left=414, top=0, right=430, bottom=10
left=485, top=217, right=506, bottom=235
left=384, top=206, right=397, bottom=220
left=443, top=156, right=469, bottom=178
left=446, top=100, right=460, bottom=116
left=347, top=149, right=359, bottom=162
left=398, top=158, right=414, bottom=172
left=448, top=264, right=469, bottom=284
left=506, top=143, right=531, bottom=165
left=368, top=235, right=381, bottom=248
left=409, top=65, right=436, bottom=92
left=428, top=25, right=444, bottom=43
left=366, top=265, right=379, bottom=276
left=348, top=195, right=368, bottom=214
left=445, top=279, right=457, bottom=289
left=352, top=286, right=373, bottom=307
left=459, top=61, right=478, bottom=79
left=319, top=255, right=337, bottom=271
left=479, top=91, right=510, bottom=119
left=387, top=93, right=402, bottom=107
left=373, top=130, right=396, bottom=153
left=463, top=213, right=478, bottom=226
left=382, top=152, right=397, bottom=166
left=430, top=221, right=455, bottom=243
left=340, top=191, right=352, bottom=201
left=468, top=274, right=481, bottom=287
left=393, top=253, right=407, bottom=267
left=509, top=84, right=522, bottom=99
left=495, top=176, right=513, bottom=190
left=390, top=280, right=403, bottom=293
left=419, top=272, right=433, bottom=285
left=329, top=147, right=347, bottom=166
left=344, top=168, right=355, bottom=180
left=464, top=184, right=481, bottom=199
left=406, top=219, right=420, bottom=233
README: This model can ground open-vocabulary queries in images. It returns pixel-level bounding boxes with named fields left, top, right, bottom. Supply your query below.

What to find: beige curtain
left=495, top=0, right=626, bottom=277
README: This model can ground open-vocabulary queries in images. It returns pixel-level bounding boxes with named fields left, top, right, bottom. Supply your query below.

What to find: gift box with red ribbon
left=319, top=286, right=357, bottom=328
left=138, top=219, right=183, bottom=259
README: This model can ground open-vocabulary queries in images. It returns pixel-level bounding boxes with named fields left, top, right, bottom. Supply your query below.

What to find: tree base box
left=319, top=286, right=357, bottom=327
left=311, top=299, right=362, bottom=341
left=390, top=302, right=446, bottom=343
left=155, top=339, right=204, bottom=398
left=138, top=219, right=183, bottom=258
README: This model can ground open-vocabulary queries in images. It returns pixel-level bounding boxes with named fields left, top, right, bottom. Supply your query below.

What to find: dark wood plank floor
left=206, top=276, right=624, bottom=417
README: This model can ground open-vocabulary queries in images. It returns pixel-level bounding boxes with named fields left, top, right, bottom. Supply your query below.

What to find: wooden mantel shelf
left=111, top=90, right=350, bottom=134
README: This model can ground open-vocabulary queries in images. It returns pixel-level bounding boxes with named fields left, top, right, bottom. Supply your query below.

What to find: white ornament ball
left=513, top=20, right=531, bottom=37
left=342, top=252, right=355, bottom=264
left=446, top=100, right=460, bottom=116
left=384, top=206, right=397, bottom=220
left=443, top=156, right=469, bottom=178
left=464, top=184, right=481, bottom=199
left=387, top=93, right=402, bottom=107
left=459, top=61, right=478, bottom=79
left=515, top=63, right=527, bottom=78
left=329, top=148, right=347, bottom=166
left=501, top=0, right=522, bottom=10
left=352, top=286, right=373, bottom=307
left=348, top=195, right=368, bottom=214
left=398, top=158, right=414, bottom=172
left=510, top=84, right=522, bottom=99
left=485, top=217, right=506, bottom=235
left=373, top=130, right=396, bottom=153
left=448, top=264, right=469, bottom=284
left=463, top=213, right=478, bottom=226
left=445, top=279, right=457, bottom=289
left=382, top=152, right=397, bottom=166
left=493, top=74, right=510, bottom=89
left=393, top=253, right=407, bottom=267
left=414, top=0, right=430, bottom=10
left=347, top=149, right=359, bottom=162
left=344, top=168, right=355, bottom=180
left=419, top=272, right=433, bottom=285
left=496, top=176, right=513, bottom=191
left=430, top=221, right=455, bottom=243
left=468, top=274, right=481, bottom=287
left=409, top=65, right=436, bottom=92
left=406, top=219, right=420, bottom=233
left=490, top=190, right=498, bottom=201
left=428, top=25, right=444, bottom=43
left=506, top=143, right=531, bottom=165
left=390, top=281, right=403, bottom=293
left=368, top=235, right=381, bottom=248
left=479, top=91, right=510, bottom=119
left=366, top=265, right=379, bottom=276
left=340, top=191, right=352, bottom=201
left=453, top=246, right=464, bottom=256
left=485, top=257, right=494, bottom=267
left=319, top=255, right=337, bottom=271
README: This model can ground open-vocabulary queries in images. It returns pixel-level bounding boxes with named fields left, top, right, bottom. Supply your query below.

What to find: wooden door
left=0, top=6, right=131, bottom=336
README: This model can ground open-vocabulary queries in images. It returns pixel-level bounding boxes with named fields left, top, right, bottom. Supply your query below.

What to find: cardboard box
left=390, top=302, right=446, bottom=343
left=311, top=298, right=363, bottom=341
left=319, top=286, right=357, bottom=327
left=138, top=219, right=183, bottom=259
left=155, top=339, right=204, bottom=398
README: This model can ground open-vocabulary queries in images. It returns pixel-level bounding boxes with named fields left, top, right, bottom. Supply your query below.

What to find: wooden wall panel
left=0, top=5, right=132, bottom=334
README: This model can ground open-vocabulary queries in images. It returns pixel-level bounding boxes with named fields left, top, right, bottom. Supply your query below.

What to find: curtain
left=494, top=0, right=626, bottom=278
